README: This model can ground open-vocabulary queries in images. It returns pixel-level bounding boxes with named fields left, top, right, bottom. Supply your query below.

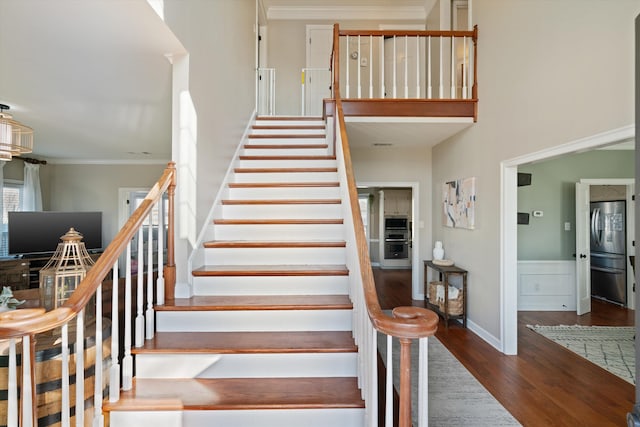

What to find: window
left=128, top=190, right=169, bottom=262
left=0, top=181, right=24, bottom=257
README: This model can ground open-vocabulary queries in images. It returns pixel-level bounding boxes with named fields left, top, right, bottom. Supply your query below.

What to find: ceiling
left=0, top=0, right=184, bottom=163
left=0, top=0, right=465, bottom=165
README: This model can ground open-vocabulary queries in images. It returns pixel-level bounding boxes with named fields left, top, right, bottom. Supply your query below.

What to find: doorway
left=501, top=125, right=634, bottom=355
left=357, top=181, right=421, bottom=300
left=304, top=25, right=332, bottom=116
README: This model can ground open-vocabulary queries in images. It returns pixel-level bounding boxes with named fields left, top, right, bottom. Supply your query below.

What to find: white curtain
left=23, top=163, right=42, bottom=211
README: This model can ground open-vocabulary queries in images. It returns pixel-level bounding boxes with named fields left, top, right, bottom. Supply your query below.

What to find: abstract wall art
left=443, top=177, right=476, bottom=229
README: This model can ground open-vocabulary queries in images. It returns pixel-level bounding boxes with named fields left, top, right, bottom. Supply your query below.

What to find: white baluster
left=450, top=36, right=455, bottom=98
left=61, top=323, right=71, bottom=425
left=392, top=36, right=397, bottom=98
left=438, top=37, right=443, bottom=98
left=380, top=36, right=385, bottom=98
left=146, top=219, right=155, bottom=339
left=462, top=36, right=468, bottom=99
left=418, top=337, right=429, bottom=426
left=416, top=36, right=421, bottom=98
left=345, top=35, right=350, bottom=98
left=123, top=242, right=133, bottom=390
left=370, top=326, right=378, bottom=427
left=21, top=336, right=33, bottom=427
left=135, top=227, right=144, bottom=348
left=110, top=260, right=121, bottom=402
left=404, top=35, right=409, bottom=98
left=369, top=35, right=373, bottom=98
left=7, top=339, right=17, bottom=427
left=94, top=285, right=104, bottom=427
left=156, top=203, right=165, bottom=306
left=301, top=69, right=305, bottom=116
left=76, top=310, right=85, bottom=427
left=385, top=334, right=393, bottom=427
left=357, top=35, right=361, bottom=99
left=427, top=36, right=432, bottom=99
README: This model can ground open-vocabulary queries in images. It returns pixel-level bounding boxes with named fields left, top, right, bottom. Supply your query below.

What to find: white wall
left=431, top=0, right=640, bottom=342
left=163, top=0, right=257, bottom=284
left=46, top=163, right=166, bottom=248
left=351, top=145, right=432, bottom=291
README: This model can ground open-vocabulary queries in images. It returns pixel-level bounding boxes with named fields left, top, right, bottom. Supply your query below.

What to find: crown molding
left=266, top=6, right=426, bottom=21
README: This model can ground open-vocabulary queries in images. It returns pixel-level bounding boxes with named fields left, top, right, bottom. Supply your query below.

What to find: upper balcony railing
left=331, top=23, right=478, bottom=120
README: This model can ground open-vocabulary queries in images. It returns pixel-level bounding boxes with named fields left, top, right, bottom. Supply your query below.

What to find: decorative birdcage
left=39, top=228, right=95, bottom=311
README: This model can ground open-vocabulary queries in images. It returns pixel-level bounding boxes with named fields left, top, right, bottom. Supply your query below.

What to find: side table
left=423, top=260, right=467, bottom=327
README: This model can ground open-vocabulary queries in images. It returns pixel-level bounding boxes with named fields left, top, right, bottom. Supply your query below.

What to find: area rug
left=527, top=324, right=635, bottom=384
left=377, top=331, right=521, bottom=426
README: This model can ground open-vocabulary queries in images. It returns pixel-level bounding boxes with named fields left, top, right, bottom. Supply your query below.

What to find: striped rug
left=527, top=324, right=635, bottom=384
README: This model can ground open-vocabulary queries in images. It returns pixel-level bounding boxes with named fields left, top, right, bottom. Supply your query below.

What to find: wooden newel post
left=164, top=162, right=176, bottom=301
left=398, top=337, right=412, bottom=427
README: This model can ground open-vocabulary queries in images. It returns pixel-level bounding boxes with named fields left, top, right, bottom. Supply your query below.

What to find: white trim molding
left=266, top=6, right=427, bottom=21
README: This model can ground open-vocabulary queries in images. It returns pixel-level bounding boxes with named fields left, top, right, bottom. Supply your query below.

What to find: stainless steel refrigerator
left=590, top=200, right=627, bottom=306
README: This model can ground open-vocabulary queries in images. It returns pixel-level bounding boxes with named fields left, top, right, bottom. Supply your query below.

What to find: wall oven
left=384, top=217, right=409, bottom=259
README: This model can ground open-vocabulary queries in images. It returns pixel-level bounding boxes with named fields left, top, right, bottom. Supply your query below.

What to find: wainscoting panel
left=518, top=260, right=576, bottom=311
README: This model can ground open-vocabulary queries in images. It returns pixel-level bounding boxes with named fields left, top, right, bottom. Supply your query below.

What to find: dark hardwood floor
left=373, top=267, right=635, bottom=427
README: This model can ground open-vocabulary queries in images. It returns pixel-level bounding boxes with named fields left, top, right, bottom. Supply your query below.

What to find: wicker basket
left=428, top=281, right=464, bottom=316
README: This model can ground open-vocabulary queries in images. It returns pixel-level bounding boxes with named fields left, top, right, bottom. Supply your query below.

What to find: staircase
left=104, top=117, right=366, bottom=426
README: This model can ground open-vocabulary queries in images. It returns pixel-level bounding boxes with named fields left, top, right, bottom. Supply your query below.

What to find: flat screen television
left=8, top=211, right=103, bottom=256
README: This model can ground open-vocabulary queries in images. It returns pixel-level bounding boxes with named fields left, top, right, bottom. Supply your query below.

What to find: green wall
left=518, top=150, right=634, bottom=260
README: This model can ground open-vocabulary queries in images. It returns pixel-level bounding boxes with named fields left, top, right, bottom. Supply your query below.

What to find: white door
left=575, top=182, right=591, bottom=315
left=380, top=25, right=425, bottom=99
left=305, top=25, right=333, bottom=116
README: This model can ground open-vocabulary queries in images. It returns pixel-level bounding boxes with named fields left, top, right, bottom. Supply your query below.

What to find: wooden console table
left=424, top=260, right=467, bottom=327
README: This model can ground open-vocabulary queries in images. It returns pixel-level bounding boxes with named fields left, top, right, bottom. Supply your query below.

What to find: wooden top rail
left=335, top=97, right=437, bottom=338
left=0, top=162, right=177, bottom=339
left=339, top=27, right=477, bottom=39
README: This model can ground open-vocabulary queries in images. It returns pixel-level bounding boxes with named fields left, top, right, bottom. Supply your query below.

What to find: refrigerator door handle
left=591, top=208, right=602, bottom=246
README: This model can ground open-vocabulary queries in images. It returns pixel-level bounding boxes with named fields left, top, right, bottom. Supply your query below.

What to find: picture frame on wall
left=443, top=177, right=476, bottom=229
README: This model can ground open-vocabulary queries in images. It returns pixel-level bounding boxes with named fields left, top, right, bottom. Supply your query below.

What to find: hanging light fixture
left=0, top=103, right=33, bottom=161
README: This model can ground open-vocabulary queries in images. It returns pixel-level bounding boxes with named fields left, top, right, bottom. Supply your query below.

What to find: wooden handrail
left=0, top=162, right=177, bottom=339
left=339, top=28, right=476, bottom=38
left=335, top=98, right=437, bottom=338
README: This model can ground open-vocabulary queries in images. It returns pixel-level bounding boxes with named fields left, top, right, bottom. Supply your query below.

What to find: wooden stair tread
left=213, top=218, right=343, bottom=225
left=244, top=144, right=329, bottom=149
left=252, top=125, right=325, bottom=130
left=228, top=182, right=339, bottom=188
left=248, top=134, right=325, bottom=139
left=234, top=167, right=337, bottom=173
left=221, top=199, right=341, bottom=205
left=157, top=295, right=352, bottom=311
left=239, top=155, right=336, bottom=160
left=192, top=264, right=348, bottom=276
left=104, top=377, right=364, bottom=412
left=203, top=240, right=346, bottom=248
left=135, top=331, right=357, bottom=354
left=256, top=116, right=323, bottom=121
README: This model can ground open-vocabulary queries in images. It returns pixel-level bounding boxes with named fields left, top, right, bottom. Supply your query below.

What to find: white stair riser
left=184, top=409, right=365, bottom=427
left=226, top=186, right=340, bottom=200
left=221, top=204, right=342, bottom=219
left=251, top=129, right=325, bottom=135
left=244, top=138, right=327, bottom=145
left=233, top=172, right=338, bottom=183
left=109, top=411, right=182, bottom=427
left=243, top=147, right=329, bottom=156
left=213, top=224, right=345, bottom=241
left=192, top=275, right=350, bottom=296
left=135, top=353, right=357, bottom=379
left=111, top=409, right=365, bottom=427
left=204, top=247, right=345, bottom=265
left=156, top=310, right=352, bottom=332
left=236, top=159, right=336, bottom=169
